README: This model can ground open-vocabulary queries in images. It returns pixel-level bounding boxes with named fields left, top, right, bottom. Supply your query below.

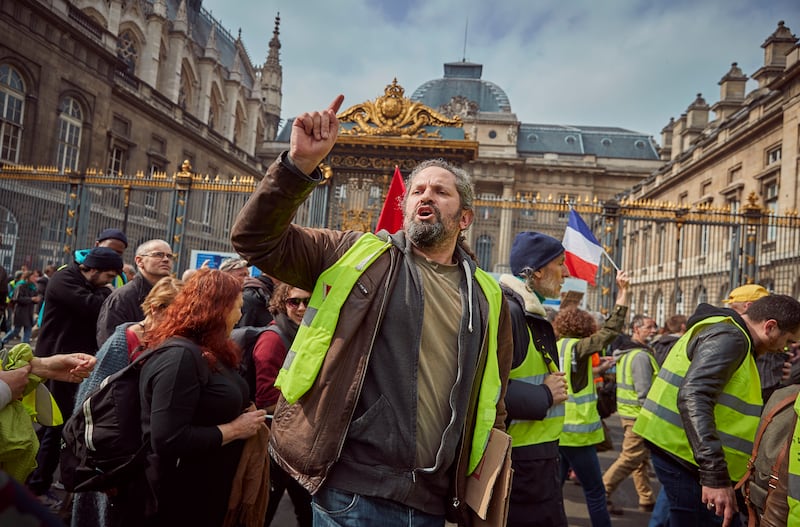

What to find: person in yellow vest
left=634, top=294, right=800, bottom=527
left=788, top=395, right=800, bottom=527
left=602, top=315, right=659, bottom=515
left=499, top=232, right=571, bottom=527
left=553, top=288, right=629, bottom=527
left=231, top=95, right=514, bottom=526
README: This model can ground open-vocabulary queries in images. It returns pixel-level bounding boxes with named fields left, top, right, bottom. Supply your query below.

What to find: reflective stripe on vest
left=274, top=233, right=502, bottom=476
left=616, top=348, right=658, bottom=420
left=632, top=315, right=761, bottom=480
left=275, top=233, right=391, bottom=403
left=788, top=396, right=800, bottom=527
left=558, top=337, right=603, bottom=446
left=507, top=326, right=565, bottom=447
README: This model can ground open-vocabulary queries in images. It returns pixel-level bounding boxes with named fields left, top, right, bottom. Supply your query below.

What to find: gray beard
left=406, top=220, right=446, bottom=248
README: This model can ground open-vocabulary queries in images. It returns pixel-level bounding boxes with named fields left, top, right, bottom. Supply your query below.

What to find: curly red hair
left=552, top=307, right=598, bottom=339
left=147, top=267, right=241, bottom=369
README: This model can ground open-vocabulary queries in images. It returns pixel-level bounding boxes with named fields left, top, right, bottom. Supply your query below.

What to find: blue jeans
left=312, top=487, right=444, bottom=527
left=560, top=446, right=611, bottom=527
left=2, top=324, right=31, bottom=344
left=650, top=447, right=741, bottom=527
left=647, top=487, right=670, bottom=527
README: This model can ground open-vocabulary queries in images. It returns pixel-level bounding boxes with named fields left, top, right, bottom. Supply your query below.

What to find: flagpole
left=603, top=250, right=621, bottom=273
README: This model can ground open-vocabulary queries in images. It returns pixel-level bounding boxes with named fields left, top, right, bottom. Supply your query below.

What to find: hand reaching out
left=30, top=353, right=96, bottom=383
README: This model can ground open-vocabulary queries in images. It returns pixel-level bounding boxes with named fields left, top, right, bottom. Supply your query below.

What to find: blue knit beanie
left=509, top=231, right=565, bottom=276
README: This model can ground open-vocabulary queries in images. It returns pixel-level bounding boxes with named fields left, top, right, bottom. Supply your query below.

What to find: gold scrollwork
left=338, top=79, right=462, bottom=138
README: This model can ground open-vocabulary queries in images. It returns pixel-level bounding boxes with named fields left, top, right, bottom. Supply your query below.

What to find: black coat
left=35, top=263, right=112, bottom=357
left=96, top=274, right=153, bottom=347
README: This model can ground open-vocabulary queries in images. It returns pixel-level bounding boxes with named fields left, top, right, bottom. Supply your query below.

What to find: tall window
left=117, top=31, right=139, bottom=75
left=0, top=65, right=25, bottom=163
left=766, top=145, right=781, bottom=166
left=764, top=180, right=779, bottom=242
left=108, top=146, right=125, bottom=176
left=56, top=97, right=83, bottom=172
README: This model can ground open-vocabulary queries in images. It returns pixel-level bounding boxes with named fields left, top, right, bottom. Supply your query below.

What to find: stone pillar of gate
left=63, top=170, right=86, bottom=263
left=741, top=192, right=764, bottom=284
left=169, top=160, right=193, bottom=271
left=497, top=184, right=514, bottom=270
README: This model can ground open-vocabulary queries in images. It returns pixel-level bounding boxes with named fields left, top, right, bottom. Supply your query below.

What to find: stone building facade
left=624, top=20, right=800, bottom=307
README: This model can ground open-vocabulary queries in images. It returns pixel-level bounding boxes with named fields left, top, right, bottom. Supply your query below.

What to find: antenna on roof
left=462, top=17, right=468, bottom=62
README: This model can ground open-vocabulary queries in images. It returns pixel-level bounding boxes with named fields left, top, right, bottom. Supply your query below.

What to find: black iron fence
left=2, top=164, right=798, bottom=326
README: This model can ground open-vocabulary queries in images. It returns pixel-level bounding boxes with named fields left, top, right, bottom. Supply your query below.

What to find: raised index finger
left=328, top=94, right=344, bottom=114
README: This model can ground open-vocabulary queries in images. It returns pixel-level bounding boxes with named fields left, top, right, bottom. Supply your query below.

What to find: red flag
left=375, top=166, right=406, bottom=233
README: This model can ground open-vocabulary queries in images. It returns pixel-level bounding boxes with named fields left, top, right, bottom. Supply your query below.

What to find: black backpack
left=230, top=325, right=288, bottom=403
left=60, top=337, right=206, bottom=493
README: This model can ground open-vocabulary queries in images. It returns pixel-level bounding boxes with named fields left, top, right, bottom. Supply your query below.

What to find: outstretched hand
left=289, top=94, right=345, bottom=175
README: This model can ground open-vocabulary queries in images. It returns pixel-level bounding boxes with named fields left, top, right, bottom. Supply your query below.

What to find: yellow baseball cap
left=723, top=284, right=769, bottom=303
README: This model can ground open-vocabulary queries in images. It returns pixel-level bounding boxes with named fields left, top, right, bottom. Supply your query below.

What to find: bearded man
left=231, top=95, right=513, bottom=527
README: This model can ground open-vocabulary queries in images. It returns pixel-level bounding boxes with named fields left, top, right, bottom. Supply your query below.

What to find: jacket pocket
left=342, top=395, right=404, bottom=466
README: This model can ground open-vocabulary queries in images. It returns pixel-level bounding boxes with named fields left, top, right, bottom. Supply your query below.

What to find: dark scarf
left=272, top=313, right=299, bottom=342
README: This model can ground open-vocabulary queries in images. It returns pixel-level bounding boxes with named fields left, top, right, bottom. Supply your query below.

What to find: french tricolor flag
left=563, top=209, right=603, bottom=285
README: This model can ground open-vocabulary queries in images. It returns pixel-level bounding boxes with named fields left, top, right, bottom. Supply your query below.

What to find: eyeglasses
left=286, top=297, right=310, bottom=308
left=142, top=251, right=176, bottom=260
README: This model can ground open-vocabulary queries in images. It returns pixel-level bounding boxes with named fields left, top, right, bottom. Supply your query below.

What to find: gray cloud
left=204, top=0, right=797, bottom=142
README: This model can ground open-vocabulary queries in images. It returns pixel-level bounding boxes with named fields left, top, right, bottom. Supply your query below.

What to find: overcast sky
left=203, top=0, right=797, bottom=144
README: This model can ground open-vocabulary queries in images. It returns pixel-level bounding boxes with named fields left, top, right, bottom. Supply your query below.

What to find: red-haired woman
left=135, top=268, right=267, bottom=527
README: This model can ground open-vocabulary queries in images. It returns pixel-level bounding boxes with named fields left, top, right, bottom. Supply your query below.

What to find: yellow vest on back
left=633, top=315, right=761, bottom=480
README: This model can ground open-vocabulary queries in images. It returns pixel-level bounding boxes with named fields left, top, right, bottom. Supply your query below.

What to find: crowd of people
left=0, top=94, right=799, bottom=527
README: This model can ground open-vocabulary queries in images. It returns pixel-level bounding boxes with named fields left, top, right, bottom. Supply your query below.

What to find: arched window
left=675, top=287, right=684, bottom=315
left=117, top=31, right=139, bottom=75
left=694, top=284, right=707, bottom=306
left=0, top=64, right=25, bottom=163
left=476, top=235, right=493, bottom=271
left=56, top=97, right=83, bottom=172
left=654, top=290, right=665, bottom=327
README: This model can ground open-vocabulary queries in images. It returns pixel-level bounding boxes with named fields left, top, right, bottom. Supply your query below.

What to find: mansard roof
left=518, top=124, right=659, bottom=159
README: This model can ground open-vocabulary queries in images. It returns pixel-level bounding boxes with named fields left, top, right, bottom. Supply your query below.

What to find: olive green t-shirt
left=413, top=253, right=461, bottom=467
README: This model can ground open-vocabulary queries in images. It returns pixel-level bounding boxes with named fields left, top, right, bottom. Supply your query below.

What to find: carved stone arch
left=80, top=7, right=108, bottom=29
left=208, top=82, right=224, bottom=131
left=116, top=24, right=143, bottom=75
left=117, top=21, right=146, bottom=46
left=233, top=99, right=247, bottom=146
left=255, top=115, right=265, bottom=143
left=179, top=58, right=198, bottom=112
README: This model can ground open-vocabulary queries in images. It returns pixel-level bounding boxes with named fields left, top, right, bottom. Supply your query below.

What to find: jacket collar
left=499, top=273, right=546, bottom=317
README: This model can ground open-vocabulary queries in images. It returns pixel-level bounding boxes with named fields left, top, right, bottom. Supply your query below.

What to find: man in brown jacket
left=231, top=95, right=513, bottom=526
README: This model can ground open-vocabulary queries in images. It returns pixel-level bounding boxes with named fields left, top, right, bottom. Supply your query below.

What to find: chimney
left=711, top=63, right=748, bottom=122
left=752, top=21, right=798, bottom=89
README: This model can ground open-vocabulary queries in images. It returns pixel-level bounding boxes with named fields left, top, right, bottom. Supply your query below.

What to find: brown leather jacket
left=231, top=153, right=513, bottom=523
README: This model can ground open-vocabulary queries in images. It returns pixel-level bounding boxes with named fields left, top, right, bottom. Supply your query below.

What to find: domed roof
left=411, top=61, right=512, bottom=113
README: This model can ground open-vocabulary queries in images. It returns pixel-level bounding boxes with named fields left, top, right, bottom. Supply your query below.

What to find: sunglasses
left=286, top=297, right=311, bottom=307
